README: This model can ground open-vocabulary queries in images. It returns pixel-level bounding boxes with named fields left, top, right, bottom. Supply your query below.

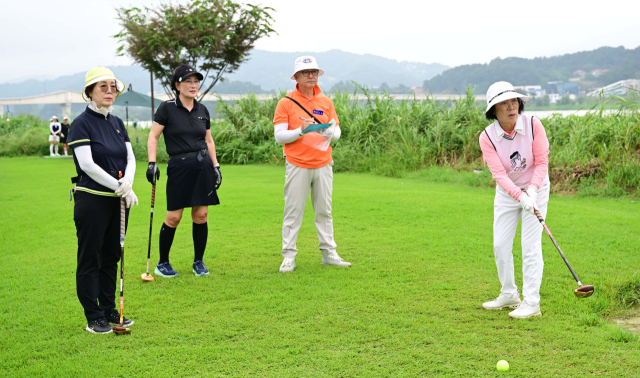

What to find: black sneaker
left=86, top=317, right=113, bottom=334
left=106, top=311, right=134, bottom=327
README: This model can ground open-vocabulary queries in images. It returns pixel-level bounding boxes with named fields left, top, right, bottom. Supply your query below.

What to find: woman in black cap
left=147, top=64, right=221, bottom=278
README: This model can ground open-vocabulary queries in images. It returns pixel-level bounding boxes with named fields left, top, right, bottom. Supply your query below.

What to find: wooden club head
left=112, top=326, right=131, bottom=335
left=574, top=285, right=595, bottom=298
left=141, top=273, right=155, bottom=282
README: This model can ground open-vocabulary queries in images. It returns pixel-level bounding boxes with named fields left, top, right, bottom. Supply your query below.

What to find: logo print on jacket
left=509, top=151, right=527, bottom=172
left=313, top=110, right=324, bottom=115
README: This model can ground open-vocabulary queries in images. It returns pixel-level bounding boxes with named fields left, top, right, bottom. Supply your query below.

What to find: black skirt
left=166, top=154, right=220, bottom=211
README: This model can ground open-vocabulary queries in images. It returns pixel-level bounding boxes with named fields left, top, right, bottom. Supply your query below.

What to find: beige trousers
left=282, top=161, right=337, bottom=258
left=493, top=177, right=550, bottom=305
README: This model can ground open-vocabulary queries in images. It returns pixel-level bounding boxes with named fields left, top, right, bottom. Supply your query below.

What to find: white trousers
left=282, top=161, right=337, bottom=258
left=493, top=178, right=550, bottom=305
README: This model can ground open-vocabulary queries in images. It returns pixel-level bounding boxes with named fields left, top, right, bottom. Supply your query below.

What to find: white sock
left=55, top=145, right=59, bottom=154
left=50, top=145, right=54, bottom=155
left=64, top=150, right=68, bottom=156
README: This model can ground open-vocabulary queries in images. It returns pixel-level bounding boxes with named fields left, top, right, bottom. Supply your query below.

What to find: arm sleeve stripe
left=68, top=139, right=90, bottom=146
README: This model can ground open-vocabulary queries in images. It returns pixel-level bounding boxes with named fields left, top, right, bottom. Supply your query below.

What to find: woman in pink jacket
left=479, top=81, right=550, bottom=319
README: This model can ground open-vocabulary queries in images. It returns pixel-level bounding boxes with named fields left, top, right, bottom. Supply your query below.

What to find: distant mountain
left=225, top=49, right=449, bottom=90
left=423, top=46, right=640, bottom=94
left=0, top=49, right=448, bottom=98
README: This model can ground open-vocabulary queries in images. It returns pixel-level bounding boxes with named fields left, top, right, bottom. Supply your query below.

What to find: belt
left=170, top=149, right=207, bottom=162
left=71, top=170, right=122, bottom=184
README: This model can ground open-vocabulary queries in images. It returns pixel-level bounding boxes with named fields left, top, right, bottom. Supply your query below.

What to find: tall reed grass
left=1, top=88, right=638, bottom=196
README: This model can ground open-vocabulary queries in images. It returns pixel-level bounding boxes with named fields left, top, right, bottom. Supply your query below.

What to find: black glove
left=146, top=162, right=160, bottom=184
left=214, top=165, right=222, bottom=190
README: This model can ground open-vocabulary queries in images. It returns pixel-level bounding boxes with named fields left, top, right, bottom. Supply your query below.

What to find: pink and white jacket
left=479, top=114, right=549, bottom=201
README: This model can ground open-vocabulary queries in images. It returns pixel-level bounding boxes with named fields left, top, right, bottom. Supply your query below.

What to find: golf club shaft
left=146, top=182, right=156, bottom=275
left=533, top=209, right=583, bottom=286
left=119, top=198, right=126, bottom=325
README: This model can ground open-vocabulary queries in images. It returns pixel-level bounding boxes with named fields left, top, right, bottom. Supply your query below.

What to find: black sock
left=159, top=223, right=176, bottom=263
left=193, top=222, right=208, bottom=262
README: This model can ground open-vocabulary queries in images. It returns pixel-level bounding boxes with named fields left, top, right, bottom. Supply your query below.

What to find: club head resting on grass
left=141, top=273, right=155, bottom=282
left=574, top=285, right=595, bottom=298
left=112, top=326, right=131, bottom=335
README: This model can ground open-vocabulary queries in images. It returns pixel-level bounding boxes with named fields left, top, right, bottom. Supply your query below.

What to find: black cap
left=171, top=64, right=204, bottom=93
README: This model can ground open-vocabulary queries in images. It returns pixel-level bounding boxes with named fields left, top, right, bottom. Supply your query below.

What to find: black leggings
left=74, top=191, right=129, bottom=321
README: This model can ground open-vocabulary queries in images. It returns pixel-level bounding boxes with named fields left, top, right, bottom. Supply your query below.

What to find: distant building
left=514, top=85, right=544, bottom=98
left=588, top=79, right=640, bottom=97
left=573, top=70, right=586, bottom=77
left=548, top=93, right=562, bottom=104
left=591, top=69, right=609, bottom=77
left=545, top=81, right=580, bottom=97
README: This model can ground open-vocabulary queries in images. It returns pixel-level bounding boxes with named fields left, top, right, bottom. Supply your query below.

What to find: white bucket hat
left=485, top=81, right=530, bottom=113
left=291, top=56, right=324, bottom=80
left=51, top=115, right=58, bottom=120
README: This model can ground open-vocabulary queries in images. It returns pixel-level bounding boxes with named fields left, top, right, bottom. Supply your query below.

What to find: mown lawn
left=0, top=157, right=638, bottom=377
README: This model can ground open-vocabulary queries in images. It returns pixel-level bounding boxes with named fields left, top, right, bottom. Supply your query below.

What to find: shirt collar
left=493, top=115, right=525, bottom=141
left=88, top=101, right=113, bottom=119
left=86, top=103, right=112, bottom=120
left=175, top=95, right=199, bottom=110
left=294, top=84, right=321, bottom=99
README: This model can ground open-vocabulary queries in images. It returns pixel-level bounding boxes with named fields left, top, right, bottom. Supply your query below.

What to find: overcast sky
left=1, top=0, right=639, bottom=83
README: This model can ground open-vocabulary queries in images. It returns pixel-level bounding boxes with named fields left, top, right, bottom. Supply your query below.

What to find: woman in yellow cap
left=67, top=67, right=139, bottom=334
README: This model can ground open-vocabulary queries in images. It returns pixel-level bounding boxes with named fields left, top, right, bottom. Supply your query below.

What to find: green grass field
left=1, top=157, right=639, bottom=377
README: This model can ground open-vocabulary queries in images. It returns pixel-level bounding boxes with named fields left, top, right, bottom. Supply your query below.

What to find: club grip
left=151, top=183, right=156, bottom=208
left=120, top=198, right=126, bottom=243
left=533, top=208, right=545, bottom=224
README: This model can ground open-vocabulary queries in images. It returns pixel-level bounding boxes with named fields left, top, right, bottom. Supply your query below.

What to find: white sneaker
left=482, top=292, right=521, bottom=310
left=321, top=250, right=351, bottom=267
left=279, top=257, right=296, bottom=273
left=55, top=153, right=61, bottom=156
left=509, top=301, right=542, bottom=319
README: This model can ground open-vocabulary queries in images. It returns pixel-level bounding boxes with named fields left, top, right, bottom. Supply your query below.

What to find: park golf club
left=113, top=198, right=132, bottom=335
left=141, top=178, right=156, bottom=282
left=533, top=208, right=594, bottom=298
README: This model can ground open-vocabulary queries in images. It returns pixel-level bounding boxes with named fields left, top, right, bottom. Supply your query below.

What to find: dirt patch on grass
left=615, top=309, right=640, bottom=335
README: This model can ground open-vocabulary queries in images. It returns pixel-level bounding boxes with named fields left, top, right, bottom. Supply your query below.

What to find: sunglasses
left=96, top=82, right=118, bottom=93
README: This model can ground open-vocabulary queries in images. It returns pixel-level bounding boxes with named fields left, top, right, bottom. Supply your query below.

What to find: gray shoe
left=321, top=250, right=351, bottom=267
left=482, top=292, right=521, bottom=310
left=279, top=257, right=296, bottom=273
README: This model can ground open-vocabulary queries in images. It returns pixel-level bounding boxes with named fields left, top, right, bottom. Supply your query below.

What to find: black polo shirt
left=68, top=107, right=130, bottom=196
left=154, top=97, right=210, bottom=156
left=61, top=122, right=70, bottom=137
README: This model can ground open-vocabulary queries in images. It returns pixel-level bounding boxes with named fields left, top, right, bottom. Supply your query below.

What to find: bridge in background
left=0, top=91, right=485, bottom=118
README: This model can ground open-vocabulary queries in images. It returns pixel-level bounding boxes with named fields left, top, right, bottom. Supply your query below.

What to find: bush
left=2, top=88, right=639, bottom=197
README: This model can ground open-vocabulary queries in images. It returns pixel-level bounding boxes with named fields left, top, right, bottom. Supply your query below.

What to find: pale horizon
left=1, top=0, right=639, bottom=83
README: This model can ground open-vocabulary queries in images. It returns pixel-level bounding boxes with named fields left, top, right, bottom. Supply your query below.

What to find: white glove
left=123, top=191, right=138, bottom=208
left=526, top=185, right=539, bottom=210
left=518, top=193, right=536, bottom=215
left=115, top=178, right=133, bottom=197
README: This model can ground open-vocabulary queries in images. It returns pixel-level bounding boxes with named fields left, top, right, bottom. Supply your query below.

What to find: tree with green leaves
left=114, top=0, right=276, bottom=100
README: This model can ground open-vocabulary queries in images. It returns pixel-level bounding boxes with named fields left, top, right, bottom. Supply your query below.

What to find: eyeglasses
left=97, top=83, right=118, bottom=93
left=299, top=70, right=320, bottom=78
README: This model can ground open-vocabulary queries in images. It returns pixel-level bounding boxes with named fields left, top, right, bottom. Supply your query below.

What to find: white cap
left=63, top=116, right=69, bottom=120
left=485, top=81, right=530, bottom=113
left=52, top=115, right=58, bottom=120
left=291, top=56, right=324, bottom=80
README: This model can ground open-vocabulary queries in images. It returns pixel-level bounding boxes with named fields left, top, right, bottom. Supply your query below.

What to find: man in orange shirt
left=272, top=56, right=351, bottom=273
